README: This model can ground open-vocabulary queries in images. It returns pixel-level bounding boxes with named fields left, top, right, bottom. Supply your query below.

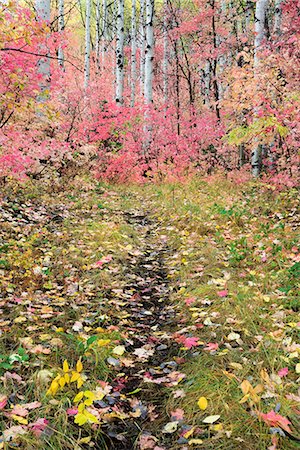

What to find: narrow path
left=100, top=209, right=182, bottom=449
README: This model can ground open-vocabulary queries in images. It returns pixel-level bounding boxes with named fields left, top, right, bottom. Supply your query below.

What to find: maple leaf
left=259, top=410, right=292, bottom=433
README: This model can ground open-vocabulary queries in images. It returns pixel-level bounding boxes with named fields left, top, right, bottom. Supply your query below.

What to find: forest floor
left=0, top=176, right=299, bottom=450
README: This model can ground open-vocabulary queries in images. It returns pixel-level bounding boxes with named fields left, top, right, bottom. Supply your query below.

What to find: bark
left=84, top=0, right=91, bottom=88
left=36, top=0, right=51, bottom=97
left=274, top=0, right=283, bottom=36
left=115, top=0, right=124, bottom=104
left=101, top=0, right=107, bottom=65
left=131, top=0, right=137, bottom=106
left=251, top=0, right=269, bottom=176
left=95, top=0, right=101, bottom=72
left=139, top=0, right=145, bottom=96
left=210, top=0, right=220, bottom=120
left=163, top=0, right=168, bottom=106
left=58, top=0, right=65, bottom=69
left=144, top=0, right=154, bottom=104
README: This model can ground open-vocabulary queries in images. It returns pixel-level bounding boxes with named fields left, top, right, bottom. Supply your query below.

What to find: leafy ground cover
left=0, top=177, right=299, bottom=449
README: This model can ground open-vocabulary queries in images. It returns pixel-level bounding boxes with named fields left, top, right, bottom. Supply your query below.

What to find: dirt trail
left=100, top=209, right=182, bottom=450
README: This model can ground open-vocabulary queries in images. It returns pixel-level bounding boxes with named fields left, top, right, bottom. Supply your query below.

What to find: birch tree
left=95, top=0, right=101, bottom=72
left=84, top=0, right=91, bottom=88
left=139, top=0, right=145, bottom=96
left=274, top=0, right=283, bottom=35
left=131, top=0, right=137, bottom=106
left=144, top=0, right=154, bottom=104
left=251, top=0, right=269, bottom=176
left=162, top=0, right=168, bottom=106
left=101, top=0, right=107, bottom=65
left=36, top=0, right=51, bottom=97
left=115, top=0, right=124, bottom=103
left=58, top=0, right=65, bottom=69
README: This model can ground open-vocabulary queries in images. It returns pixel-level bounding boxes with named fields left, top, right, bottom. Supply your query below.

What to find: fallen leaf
left=197, top=397, right=208, bottom=410
left=203, top=415, right=220, bottom=424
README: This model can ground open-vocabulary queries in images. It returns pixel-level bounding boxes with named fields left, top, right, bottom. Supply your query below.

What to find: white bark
left=115, top=0, right=124, bottom=104
left=36, top=0, right=51, bottom=97
left=101, top=0, right=107, bottom=65
left=253, top=0, right=269, bottom=68
left=139, top=0, right=145, bottom=96
left=251, top=0, right=269, bottom=176
left=144, top=0, right=154, bottom=104
left=274, top=0, right=283, bottom=36
left=95, top=0, right=101, bottom=72
left=84, top=0, right=91, bottom=88
left=162, top=0, right=168, bottom=106
left=58, top=0, right=65, bottom=69
left=131, top=0, right=137, bottom=106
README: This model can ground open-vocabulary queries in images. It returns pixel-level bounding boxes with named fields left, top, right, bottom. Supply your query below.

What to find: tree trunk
left=36, top=0, right=51, bottom=98
left=163, top=0, right=168, bottom=107
left=130, top=0, right=137, bottom=106
left=139, top=0, right=145, bottom=97
left=84, top=0, right=91, bottom=89
left=102, top=0, right=107, bottom=65
left=115, top=0, right=124, bottom=104
left=58, top=0, right=65, bottom=69
left=144, top=0, right=154, bottom=104
left=251, top=0, right=269, bottom=176
left=274, top=0, right=283, bottom=36
left=95, top=0, right=100, bottom=72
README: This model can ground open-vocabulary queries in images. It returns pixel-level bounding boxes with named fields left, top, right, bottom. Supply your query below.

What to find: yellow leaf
left=74, top=413, right=88, bottom=426
left=59, top=376, right=66, bottom=388
left=79, top=437, right=92, bottom=444
left=70, top=372, right=80, bottom=383
left=64, top=373, right=70, bottom=384
left=63, top=360, right=69, bottom=373
left=239, top=393, right=250, bottom=404
left=183, top=427, right=195, bottom=439
left=240, top=380, right=252, bottom=395
left=85, top=411, right=99, bottom=423
left=188, top=439, right=203, bottom=445
left=76, top=360, right=83, bottom=373
left=12, top=415, right=28, bottom=425
left=296, top=363, right=300, bottom=374
left=74, top=392, right=84, bottom=403
left=197, top=397, right=208, bottom=410
left=98, top=339, right=111, bottom=347
left=113, top=345, right=126, bottom=356
left=77, top=376, right=84, bottom=389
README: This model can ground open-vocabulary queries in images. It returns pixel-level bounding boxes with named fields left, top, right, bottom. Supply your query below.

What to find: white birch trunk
left=144, top=0, right=154, bottom=104
left=84, top=0, right=91, bottom=88
left=162, top=0, right=168, bottom=106
left=95, top=0, right=101, bottom=72
left=251, top=0, right=269, bottom=176
left=36, top=0, right=51, bottom=97
left=274, top=0, right=283, bottom=36
left=115, top=0, right=124, bottom=104
left=101, top=0, right=107, bottom=65
left=131, top=0, right=137, bottom=106
left=139, top=0, right=145, bottom=96
left=58, top=0, right=65, bottom=69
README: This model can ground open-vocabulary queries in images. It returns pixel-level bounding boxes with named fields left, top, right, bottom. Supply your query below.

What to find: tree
left=36, top=0, right=51, bottom=97
left=251, top=0, right=269, bottom=176
left=131, top=0, right=137, bottom=106
left=84, top=0, right=91, bottom=88
left=144, top=0, right=154, bottom=104
left=115, top=0, right=124, bottom=103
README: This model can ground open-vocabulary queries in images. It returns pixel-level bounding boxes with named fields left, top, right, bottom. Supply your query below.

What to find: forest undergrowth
left=0, top=176, right=299, bottom=450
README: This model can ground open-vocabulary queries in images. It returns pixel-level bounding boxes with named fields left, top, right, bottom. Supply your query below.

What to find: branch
left=0, top=47, right=83, bottom=72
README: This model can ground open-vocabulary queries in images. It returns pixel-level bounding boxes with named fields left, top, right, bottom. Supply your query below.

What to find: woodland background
left=0, top=0, right=299, bottom=184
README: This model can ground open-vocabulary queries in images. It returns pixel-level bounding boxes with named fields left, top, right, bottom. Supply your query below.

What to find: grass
left=0, top=176, right=299, bottom=449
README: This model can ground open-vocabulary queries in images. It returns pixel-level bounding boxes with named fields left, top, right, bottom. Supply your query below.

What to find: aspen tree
left=116, top=0, right=125, bottom=103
